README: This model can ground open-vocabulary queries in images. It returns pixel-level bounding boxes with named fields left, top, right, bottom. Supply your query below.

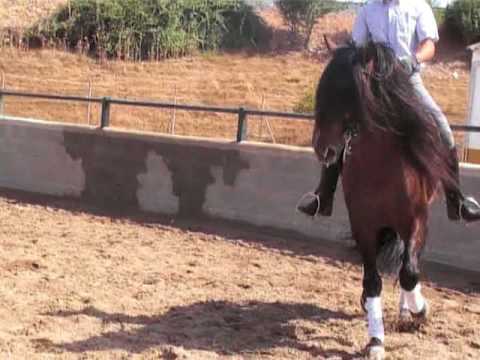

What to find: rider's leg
left=297, top=159, right=341, bottom=217
left=410, top=73, right=480, bottom=222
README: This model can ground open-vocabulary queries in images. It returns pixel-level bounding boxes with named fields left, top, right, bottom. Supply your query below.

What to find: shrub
left=432, top=8, right=446, bottom=27
left=426, top=0, right=446, bottom=27
left=293, top=87, right=315, bottom=114
left=275, top=0, right=346, bottom=49
left=26, top=0, right=271, bottom=60
left=445, top=0, right=480, bottom=44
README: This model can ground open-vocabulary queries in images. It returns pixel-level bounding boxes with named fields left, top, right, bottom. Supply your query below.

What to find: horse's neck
left=341, top=129, right=437, bottom=239
left=343, top=129, right=434, bottom=202
left=352, top=130, right=400, bottom=166
left=343, top=130, right=405, bottom=186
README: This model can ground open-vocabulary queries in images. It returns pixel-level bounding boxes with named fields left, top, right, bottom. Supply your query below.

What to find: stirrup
left=460, top=196, right=480, bottom=222
left=463, top=196, right=480, bottom=209
left=296, top=192, right=320, bottom=217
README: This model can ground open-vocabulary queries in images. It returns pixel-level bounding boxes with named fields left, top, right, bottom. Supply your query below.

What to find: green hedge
left=293, top=87, right=314, bottom=114
left=275, top=0, right=346, bottom=48
left=27, top=0, right=271, bottom=59
left=445, top=0, right=480, bottom=43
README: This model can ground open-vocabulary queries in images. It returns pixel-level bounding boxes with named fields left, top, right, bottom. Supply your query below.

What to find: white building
left=335, top=0, right=456, bottom=7
left=252, top=0, right=457, bottom=9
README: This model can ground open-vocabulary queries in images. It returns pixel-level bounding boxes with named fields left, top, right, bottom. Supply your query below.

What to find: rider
left=298, top=0, right=480, bottom=222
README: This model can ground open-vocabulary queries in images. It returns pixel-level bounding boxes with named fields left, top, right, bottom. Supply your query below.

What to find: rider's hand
left=398, top=55, right=420, bottom=76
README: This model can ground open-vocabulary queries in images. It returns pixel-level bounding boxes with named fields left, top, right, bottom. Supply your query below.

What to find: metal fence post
left=236, top=107, right=248, bottom=142
left=100, top=97, right=111, bottom=128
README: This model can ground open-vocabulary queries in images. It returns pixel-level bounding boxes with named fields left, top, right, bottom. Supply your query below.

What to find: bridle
left=321, top=116, right=359, bottom=168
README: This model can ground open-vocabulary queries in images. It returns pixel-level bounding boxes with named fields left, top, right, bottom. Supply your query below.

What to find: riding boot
left=444, top=149, right=480, bottom=222
left=297, top=160, right=341, bottom=217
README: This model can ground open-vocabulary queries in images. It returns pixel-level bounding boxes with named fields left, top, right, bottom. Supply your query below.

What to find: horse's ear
left=324, top=35, right=337, bottom=54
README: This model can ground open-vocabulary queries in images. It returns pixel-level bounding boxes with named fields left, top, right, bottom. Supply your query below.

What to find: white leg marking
left=403, top=284, right=426, bottom=314
left=366, top=297, right=385, bottom=342
left=399, top=288, right=410, bottom=312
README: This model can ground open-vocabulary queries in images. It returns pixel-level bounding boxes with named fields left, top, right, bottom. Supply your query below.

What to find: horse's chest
left=341, top=147, right=404, bottom=204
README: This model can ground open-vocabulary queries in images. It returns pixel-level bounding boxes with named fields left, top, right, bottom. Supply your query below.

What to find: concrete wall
left=466, top=43, right=480, bottom=161
left=0, top=116, right=478, bottom=272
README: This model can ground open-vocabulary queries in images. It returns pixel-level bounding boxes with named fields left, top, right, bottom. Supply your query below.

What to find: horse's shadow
left=38, top=301, right=363, bottom=358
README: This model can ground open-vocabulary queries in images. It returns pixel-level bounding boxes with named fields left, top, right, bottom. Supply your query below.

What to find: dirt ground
left=0, top=190, right=478, bottom=359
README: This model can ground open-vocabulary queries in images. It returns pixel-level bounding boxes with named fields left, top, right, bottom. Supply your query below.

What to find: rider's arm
left=415, top=3, right=439, bottom=64
left=352, top=6, right=368, bottom=46
left=415, top=39, right=436, bottom=64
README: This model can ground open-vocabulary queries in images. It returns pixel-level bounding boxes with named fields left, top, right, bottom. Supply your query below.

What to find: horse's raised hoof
left=398, top=303, right=429, bottom=332
left=411, top=302, right=429, bottom=325
left=397, top=309, right=413, bottom=332
left=365, top=337, right=385, bottom=360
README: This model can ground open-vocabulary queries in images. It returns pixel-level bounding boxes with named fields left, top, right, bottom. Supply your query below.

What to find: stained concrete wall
left=0, top=116, right=478, bottom=273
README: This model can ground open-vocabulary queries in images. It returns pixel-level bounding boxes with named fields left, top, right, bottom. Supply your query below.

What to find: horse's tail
left=376, top=228, right=404, bottom=275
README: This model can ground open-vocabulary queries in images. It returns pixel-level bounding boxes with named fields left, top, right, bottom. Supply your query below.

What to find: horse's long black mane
left=315, top=41, right=457, bottom=192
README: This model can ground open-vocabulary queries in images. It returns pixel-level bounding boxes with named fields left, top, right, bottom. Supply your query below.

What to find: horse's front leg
left=398, top=222, right=429, bottom=329
left=362, top=257, right=385, bottom=360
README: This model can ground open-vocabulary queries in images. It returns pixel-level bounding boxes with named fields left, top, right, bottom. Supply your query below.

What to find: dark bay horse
left=312, top=42, right=458, bottom=359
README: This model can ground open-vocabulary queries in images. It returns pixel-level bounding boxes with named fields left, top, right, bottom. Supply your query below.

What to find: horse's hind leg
left=398, top=218, right=429, bottom=328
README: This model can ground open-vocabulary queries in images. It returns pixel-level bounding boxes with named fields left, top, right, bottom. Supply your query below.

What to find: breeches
left=409, top=73, right=455, bottom=149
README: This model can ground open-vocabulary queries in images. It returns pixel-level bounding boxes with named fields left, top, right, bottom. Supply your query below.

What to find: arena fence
left=1, top=89, right=479, bottom=143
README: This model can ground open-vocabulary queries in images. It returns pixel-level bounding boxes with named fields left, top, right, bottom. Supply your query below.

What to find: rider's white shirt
left=352, top=0, right=439, bottom=59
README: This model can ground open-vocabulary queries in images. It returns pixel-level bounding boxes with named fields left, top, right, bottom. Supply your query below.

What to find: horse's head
left=312, top=44, right=364, bottom=166
left=312, top=112, right=352, bottom=167
left=312, top=41, right=398, bottom=166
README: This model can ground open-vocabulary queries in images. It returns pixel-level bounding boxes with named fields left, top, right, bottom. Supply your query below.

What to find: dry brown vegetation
left=0, top=48, right=323, bottom=145
left=0, top=0, right=65, bottom=29
left=0, top=4, right=473, bottom=148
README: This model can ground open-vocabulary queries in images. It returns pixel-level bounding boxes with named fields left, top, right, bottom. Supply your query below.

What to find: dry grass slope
left=0, top=3, right=472, bottom=148
left=0, top=0, right=65, bottom=28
